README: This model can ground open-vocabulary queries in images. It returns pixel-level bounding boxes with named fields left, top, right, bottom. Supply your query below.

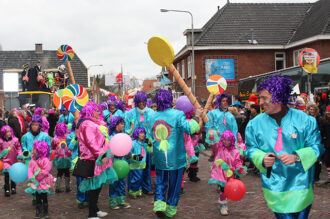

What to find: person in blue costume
left=67, top=122, right=89, bottom=209
left=125, top=92, right=154, bottom=194
left=148, top=90, right=201, bottom=218
left=127, top=127, right=148, bottom=198
left=245, top=75, right=325, bottom=219
left=108, top=116, right=131, bottom=210
left=205, top=93, right=238, bottom=161
left=103, top=96, right=124, bottom=125
left=58, top=109, right=75, bottom=129
left=21, top=115, right=51, bottom=206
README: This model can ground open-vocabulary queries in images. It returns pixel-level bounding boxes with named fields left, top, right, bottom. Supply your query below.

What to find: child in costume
left=25, top=141, right=55, bottom=219
left=52, top=123, right=72, bottom=193
left=127, top=127, right=148, bottom=198
left=125, top=92, right=154, bottom=194
left=34, top=107, right=49, bottom=134
left=208, top=130, right=247, bottom=216
left=67, top=122, right=89, bottom=209
left=236, top=132, right=246, bottom=161
left=108, top=116, right=131, bottom=209
left=0, top=125, right=23, bottom=196
left=148, top=90, right=201, bottom=218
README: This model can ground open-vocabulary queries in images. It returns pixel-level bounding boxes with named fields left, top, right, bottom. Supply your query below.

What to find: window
left=275, top=52, right=286, bottom=70
left=293, top=49, right=304, bottom=66
left=187, top=56, right=192, bottom=78
left=181, top=60, right=185, bottom=79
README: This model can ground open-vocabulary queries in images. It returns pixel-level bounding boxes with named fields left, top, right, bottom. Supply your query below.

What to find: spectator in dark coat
left=7, top=110, right=22, bottom=140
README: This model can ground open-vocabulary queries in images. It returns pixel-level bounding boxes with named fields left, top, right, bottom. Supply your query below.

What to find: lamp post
left=160, top=9, right=195, bottom=95
left=87, top=64, right=103, bottom=87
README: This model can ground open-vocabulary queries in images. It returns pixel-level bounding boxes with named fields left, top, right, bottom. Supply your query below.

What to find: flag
left=116, top=73, right=123, bottom=83
left=161, top=74, right=171, bottom=86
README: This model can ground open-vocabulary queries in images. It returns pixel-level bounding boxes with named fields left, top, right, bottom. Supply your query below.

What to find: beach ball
left=224, top=179, right=246, bottom=201
left=9, top=162, right=28, bottom=183
left=113, top=160, right=130, bottom=179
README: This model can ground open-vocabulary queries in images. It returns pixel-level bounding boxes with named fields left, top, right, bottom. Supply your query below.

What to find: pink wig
left=79, top=102, right=103, bottom=120
left=34, top=107, right=43, bottom=116
left=33, top=141, right=49, bottom=159
left=0, top=125, right=15, bottom=139
left=55, top=122, right=68, bottom=138
left=219, top=130, right=236, bottom=150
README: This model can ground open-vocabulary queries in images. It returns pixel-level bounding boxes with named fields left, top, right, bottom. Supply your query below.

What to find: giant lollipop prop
left=53, top=89, right=64, bottom=110
left=148, top=36, right=208, bottom=123
left=57, top=45, right=75, bottom=84
left=202, top=75, right=228, bottom=119
left=62, top=84, right=89, bottom=113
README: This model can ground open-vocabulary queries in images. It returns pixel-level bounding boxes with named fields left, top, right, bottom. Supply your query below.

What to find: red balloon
left=0, top=160, right=3, bottom=171
left=224, top=179, right=246, bottom=201
left=51, top=151, right=56, bottom=161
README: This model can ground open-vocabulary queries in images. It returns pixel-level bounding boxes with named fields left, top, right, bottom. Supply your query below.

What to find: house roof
left=195, top=3, right=312, bottom=46
left=0, top=49, right=88, bottom=90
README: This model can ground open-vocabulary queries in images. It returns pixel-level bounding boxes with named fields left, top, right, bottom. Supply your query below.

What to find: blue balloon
left=9, top=162, right=28, bottom=183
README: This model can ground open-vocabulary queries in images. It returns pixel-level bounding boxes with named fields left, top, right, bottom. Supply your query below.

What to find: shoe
left=111, top=205, right=120, bottom=210
left=121, top=202, right=131, bottom=209
left=5, top=190, right=10, bottom=197
left=96, top=211, right=108, bottom=218
left=219, top=201, right=229, bottom=216
left=88, top=217, right=100, bottom=219
left=11, top=188, right=16, bottom=194
left=155, top=211, right=166, bottom=218
left=78, top=203, right=87, bottom=209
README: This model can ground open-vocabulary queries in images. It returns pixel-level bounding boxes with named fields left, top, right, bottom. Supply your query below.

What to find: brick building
left=172, top=0, right=330, bottom=101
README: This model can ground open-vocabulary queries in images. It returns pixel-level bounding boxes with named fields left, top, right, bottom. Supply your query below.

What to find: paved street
left=1, top=151, right=329, bottom=219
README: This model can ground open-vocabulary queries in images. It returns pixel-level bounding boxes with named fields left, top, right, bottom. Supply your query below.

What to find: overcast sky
left=0, top=0, right=317, bottom=80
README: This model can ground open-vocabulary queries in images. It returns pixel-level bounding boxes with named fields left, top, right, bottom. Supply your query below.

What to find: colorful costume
left=58, top=112, right=75, bottom=127
left=148, top=90, right=200, bottom=218
left=21, top=131, right=51, bottom=162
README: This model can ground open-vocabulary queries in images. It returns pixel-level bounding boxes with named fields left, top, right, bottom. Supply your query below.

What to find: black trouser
left=315, top=161, right=322, bottom=181
left=4, top=172, right=16, bottom=190
left=57, top=168, right=70, bottom=178
left=36, top=192, right=48, bottom=205
left=88, top=188, right=101, bottom=217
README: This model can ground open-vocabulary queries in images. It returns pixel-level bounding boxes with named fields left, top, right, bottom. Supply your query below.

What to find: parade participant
left=245, top=74, right=324, bottom=218
left=58, top=109, right=75, bottom=128
left=27, top=60, right=40, bottom=91
left=208, top=130, right=247, bottom=215
left=103, top=96, right=124, bottom=125
left=205, top=93, right=238, bottom=161
left=25, top=141, right=55, bottom=219
left=236, top=132, right=246, bottom=161
left=34, top=107, right=49, bottom=134
left=125, top=92, right=154, bottom=194
left=76, top=102, right=117, bottom=219
left=128, top=127, right=148, bottom=199
left=148, top=89, right=201, bottom=218
left=67, top=122, right=89, bottom=209
left=51, top=123, right=72, bottom=193
left=0, top=126, right=23, bottom=197
left=21, top=64, right=29, bottom=91
left=108, top=116, right=131, bottom=210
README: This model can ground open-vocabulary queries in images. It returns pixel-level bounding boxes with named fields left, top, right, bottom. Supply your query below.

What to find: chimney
left=35, top=43, right=43, bottom=53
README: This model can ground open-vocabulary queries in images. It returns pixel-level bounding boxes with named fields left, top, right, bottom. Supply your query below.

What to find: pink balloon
left=109, top=133, right=133, bottom=156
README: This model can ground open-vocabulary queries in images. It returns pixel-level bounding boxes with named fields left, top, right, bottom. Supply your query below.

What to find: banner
left=205, top=59, right=235, bottom=82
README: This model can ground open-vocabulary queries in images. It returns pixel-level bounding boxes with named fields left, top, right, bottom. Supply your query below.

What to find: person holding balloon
left=25, top=141, right=55, bottom=219
left=108, top=116, right=131, bottom=210
left=245, top=75, right=324, bottom=219
left=208, top=130, right=247, bottom=216
left=76, top=102, right=118, bottom=219
left=148, top=90, right=201, bottom=218
left=125, top=92, right=155, bottom=195
left=0, top=125, right=23, bottom=197
left=51, top=122, right=72, bottom=193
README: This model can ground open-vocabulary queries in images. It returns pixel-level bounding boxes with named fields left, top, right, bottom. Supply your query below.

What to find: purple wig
left=55, top=122, right=68, bottom=138
left=100, top=102, right=107, bottom=111
left=0, top=125, right=15, bottom=139
left=216, top=93, right=232, bottom=109
left=79, top=102, right=103, bottom=120
left=257, top=74, right=293, bottom=105
left=117, top=101, right=125, bottom=111
left=156, top=90, right=173, bottom=111
left=29, top=115, right=42, bottom=130
left=108, top=116, right=124, bottom=136
left=146, top=100, right=153, bottom=107
left=134, top=92, right=147, bottom=107
left=33, top=141, right=49, bottom=159
left=107, top=96, right=118, bottom=106
left=219, top=130, right=236, bottom=151
left=133, top=127, right=146, bottom=140
left=34, top=107, right=43, bottom=116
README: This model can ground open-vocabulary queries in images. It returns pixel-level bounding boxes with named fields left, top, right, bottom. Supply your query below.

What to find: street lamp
left=87, top=64, right=103, bottom=87
left=160, top=8, right=195, bottom=95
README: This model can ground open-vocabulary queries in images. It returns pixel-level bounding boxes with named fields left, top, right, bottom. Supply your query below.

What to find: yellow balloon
left=147, top=36, right=175, bottom=67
